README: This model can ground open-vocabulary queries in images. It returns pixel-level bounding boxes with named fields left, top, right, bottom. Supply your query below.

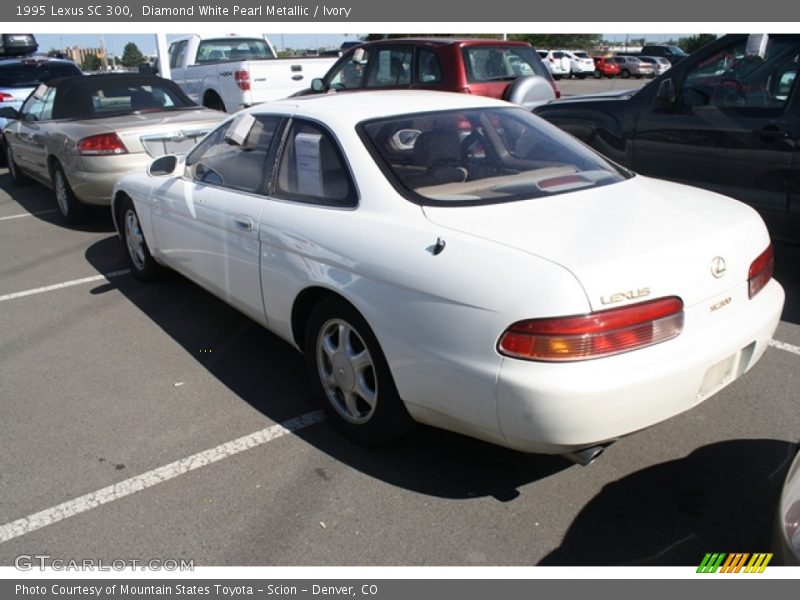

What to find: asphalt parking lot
left=1, top=87, right=799, bottom=566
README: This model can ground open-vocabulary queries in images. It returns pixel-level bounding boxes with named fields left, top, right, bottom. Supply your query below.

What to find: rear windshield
left=196, top=38, right=276, bottom=62
left=0, top=62, right=81, bottom=88
left=359, top=107, right=629, bottom=207
left=462, top=46, right=550, bottom=82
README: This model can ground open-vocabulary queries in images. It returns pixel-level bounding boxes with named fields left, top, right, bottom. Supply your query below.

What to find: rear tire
left=51, top=161, right=87, bottom=225
left=594, top=70, right=602, bottom=79
left=117, top=195, right=163, bottom=282
left=621, top=69, right=630, bottom=79
left=304, top=296, right=416, bottom=445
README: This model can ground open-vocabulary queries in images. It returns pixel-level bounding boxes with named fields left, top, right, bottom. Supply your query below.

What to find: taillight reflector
left=0, top=92, right=14, bottom=103
left=748, top=244, right=774, bottom=298
left=498, top=296, right=684, bottom=362
left=77, top=133, right=128, bottom=155
left=235, top=70, right=251, bottom=91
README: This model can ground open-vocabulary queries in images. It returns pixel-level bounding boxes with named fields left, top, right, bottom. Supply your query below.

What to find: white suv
left=564, top=50, right=595, bottom=79
left=536, top=50, right=571, bottom=80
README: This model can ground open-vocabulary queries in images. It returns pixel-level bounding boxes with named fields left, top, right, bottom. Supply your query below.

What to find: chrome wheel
left=316, top=318, right=377, bottom=424
left=124, top=208, right=146, bottom=271
left=54, top=169, right=70, bottom=216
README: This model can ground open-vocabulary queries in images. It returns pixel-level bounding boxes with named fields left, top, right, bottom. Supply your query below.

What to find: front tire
left=117, top=195, right=162, bottom=282
left=621, top=69, right=630, bottom=79
left=6, top=141, right=30, bottom=186
left=51, top=161, right=87, bottom=225
left=305, top=296, right=415, bottom=445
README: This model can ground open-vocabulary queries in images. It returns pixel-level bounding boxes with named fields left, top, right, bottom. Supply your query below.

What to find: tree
left=678, top=34, right=718, bottom=54
left=121, top=42, right=146, bottom=67
left=510, top=34, right=602, bottom=51
left=81, top=54, right=101, bottom=72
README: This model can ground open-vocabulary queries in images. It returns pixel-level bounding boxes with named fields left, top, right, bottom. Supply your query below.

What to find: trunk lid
left=422, top=176, right=770, bottom=312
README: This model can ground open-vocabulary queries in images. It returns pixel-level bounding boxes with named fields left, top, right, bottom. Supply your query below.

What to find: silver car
left=1, top=74, right=226, bottom=224
left=637, top=55, right=671, bottom=77
left=608, top=56, right=653, bottom=79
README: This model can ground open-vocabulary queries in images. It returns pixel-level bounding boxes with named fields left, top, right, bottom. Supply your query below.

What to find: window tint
left=186, top=114, right=281, bottom=193
left=196, top=38, right=275, bottom=63
left=366, top=48, right=412, bottom=87
left=417, top=49, right=443, bottom=83
left=682, top=35, right=800, bottom=109
left=360, top=107, right=628, bottom=206
left=169, top=41, right=188, bottom=69
left=0, top=62, right=81, bottom=88
left=275, top=120, right=356, bottom=207
left=462, top=46, right=548, bottom=82
left=328, top=47, right=370, bottom=90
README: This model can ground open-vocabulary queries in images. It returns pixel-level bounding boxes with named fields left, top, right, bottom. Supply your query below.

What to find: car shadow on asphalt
left=0, top=170, right=115, bottom=233
left=85, top=234, right=572, bottom=503
left=539, top=438, right=798, bottom=566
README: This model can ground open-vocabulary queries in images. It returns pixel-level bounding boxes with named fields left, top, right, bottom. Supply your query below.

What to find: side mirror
left=148, top=154, right=178, bottom=177
left=311, top=78, right=325, bottom=92
left=0, top=106, right=19, bottom=120
left=654, top=78, right=677, bottom=110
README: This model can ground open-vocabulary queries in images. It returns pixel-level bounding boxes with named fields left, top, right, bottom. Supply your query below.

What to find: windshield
left=360, top=107, right=630, bottom=206
left=0, top=62, right=81, bottom=88
left=462, top=46, right=549, bottom=82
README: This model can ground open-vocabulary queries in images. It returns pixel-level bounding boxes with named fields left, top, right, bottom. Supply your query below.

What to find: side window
left=417, top=49, right=443, bottom=84
left=20, top=84, right=49, bottom=121
left=185, top=114, right=282, bottom=193
left=169, top=41, right=187, bottom=69
left=274, top=120, right=357, bottom=207
left=328, top=47, right=370, bottom=90
left=39, top=88, right=55, bottom=121
left=366, top=48, right=412, bottom=87
left=682, top=36, right=800, bottom=109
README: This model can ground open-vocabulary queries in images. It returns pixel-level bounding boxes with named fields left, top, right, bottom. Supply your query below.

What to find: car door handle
left=233, top=215, right=254, bottom=231
left=753, top=125, right=790, bottom=140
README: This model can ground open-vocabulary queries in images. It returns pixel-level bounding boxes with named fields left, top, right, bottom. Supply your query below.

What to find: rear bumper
left=67, top=154, right=152, bottom=206
left=495, top=279, right=785, bottom=453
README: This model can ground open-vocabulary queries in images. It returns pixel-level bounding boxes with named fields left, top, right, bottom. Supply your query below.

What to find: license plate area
left=696, top=342, right=757, bottom=400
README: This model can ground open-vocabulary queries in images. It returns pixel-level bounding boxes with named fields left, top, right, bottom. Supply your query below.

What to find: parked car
left=167, top=34, right=337, bottom=112
left=305, top=38, right=558, bottom=109
left=592, top=56, right=620, bottom=78
left=535, top=33, right=800, bottom=241
left=1, top=74, right=226, bottom=224
left=111, top=90, right=782, bottom=462
left=774, top=442, right=800, bottom=565
left=538, top=49, right=571, bottom=79
left=641, top=44, right=689, bottom=65
left=565, top=50, right=595, bottom=79
left=608, top=55, right=653, bottom=78
left=637, top=55, right=671, bottom=77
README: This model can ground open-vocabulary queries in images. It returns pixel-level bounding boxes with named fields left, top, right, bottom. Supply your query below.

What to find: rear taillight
left=550, top=80, right=561, bottom=99
left=498, top=296, right=684, bottom=361
left=234, top=70, right=250, bottom=91
left=748, top=244, right=774, bottom=298
left=77, top=133, right=128, bottom=155
left=0, top=92, right=14, bottom=103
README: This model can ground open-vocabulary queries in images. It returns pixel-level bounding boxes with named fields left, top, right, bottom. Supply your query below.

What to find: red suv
left=592, top=56, right=620, bottom=78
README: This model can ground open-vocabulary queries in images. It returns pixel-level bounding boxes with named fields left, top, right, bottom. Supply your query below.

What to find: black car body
left=535, top=34, right=800, bottom=241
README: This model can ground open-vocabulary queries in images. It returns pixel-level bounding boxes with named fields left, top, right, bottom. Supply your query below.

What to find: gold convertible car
left=1, top=73, right=225, bottom=224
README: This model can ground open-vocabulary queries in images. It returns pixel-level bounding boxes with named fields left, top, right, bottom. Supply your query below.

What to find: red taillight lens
left=748, top=244, right=774, bottom=298
left=550, top=80, right=561, bottom=99
left=498, top=296, right=684, bottom=361
left=235, top=70, right=250, bottom=91
left=0, top=92, right=14, bottom=103
left=77, top=133, right=128, bottom=155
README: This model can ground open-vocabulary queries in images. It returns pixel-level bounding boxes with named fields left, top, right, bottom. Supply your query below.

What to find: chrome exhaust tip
left=563, top=444, right=609, bottom=466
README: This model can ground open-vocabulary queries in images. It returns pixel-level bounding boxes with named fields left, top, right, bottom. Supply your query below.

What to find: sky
left=33, top=32, right=687, bottom=57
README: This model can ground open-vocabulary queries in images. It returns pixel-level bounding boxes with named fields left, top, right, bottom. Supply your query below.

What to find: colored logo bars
left=697, top=553, right=773, bottom=573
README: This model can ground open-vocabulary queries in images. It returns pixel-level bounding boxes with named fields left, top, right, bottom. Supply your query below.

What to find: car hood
left=422, top=176, right=771, bottom=312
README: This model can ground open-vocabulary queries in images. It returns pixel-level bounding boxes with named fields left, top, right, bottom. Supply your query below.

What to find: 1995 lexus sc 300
left=111, top=91, right=784, bottom=463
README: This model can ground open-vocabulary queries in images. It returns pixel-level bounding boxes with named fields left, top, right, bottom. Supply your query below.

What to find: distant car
left=641, top=44, right=689, bottom=65
left=0, top=56, right=82, bottom=159
left=637, top=55, right=671, bottom=77
left=592, top=56, right=620, bottom=78
left=538, top=50, right=571, bottom=79
left=535, top=33, right=800, bottom=241
left=305, top=38, right=558, bottom=109
left=112, top=90, right=782, bottom=461
left=1, top=74, right=226, bottom=224
left=774, top=443, right=800, bottom=565
left=608, top=56, right=654, bottom=78
left=564, top=50, right=595, bottom=79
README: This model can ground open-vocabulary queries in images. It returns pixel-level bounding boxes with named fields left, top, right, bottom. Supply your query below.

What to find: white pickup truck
left=167, top=34, right=337, bottom=113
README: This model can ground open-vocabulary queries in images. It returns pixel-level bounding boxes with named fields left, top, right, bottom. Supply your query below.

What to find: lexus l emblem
left=711, top=256, right=727, bottom=279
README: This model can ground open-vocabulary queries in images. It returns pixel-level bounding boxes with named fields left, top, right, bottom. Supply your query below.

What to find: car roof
left=248, top=90, right=513, bottom=125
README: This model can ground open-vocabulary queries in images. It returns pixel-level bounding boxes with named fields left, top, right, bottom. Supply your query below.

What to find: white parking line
left=0, top=269, right=130, bottom=303
left=0, top=410, right=326, bottom=544
left=0, top=209, right=58, bottom=222
left=770, top=339, right=800, bottom=357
